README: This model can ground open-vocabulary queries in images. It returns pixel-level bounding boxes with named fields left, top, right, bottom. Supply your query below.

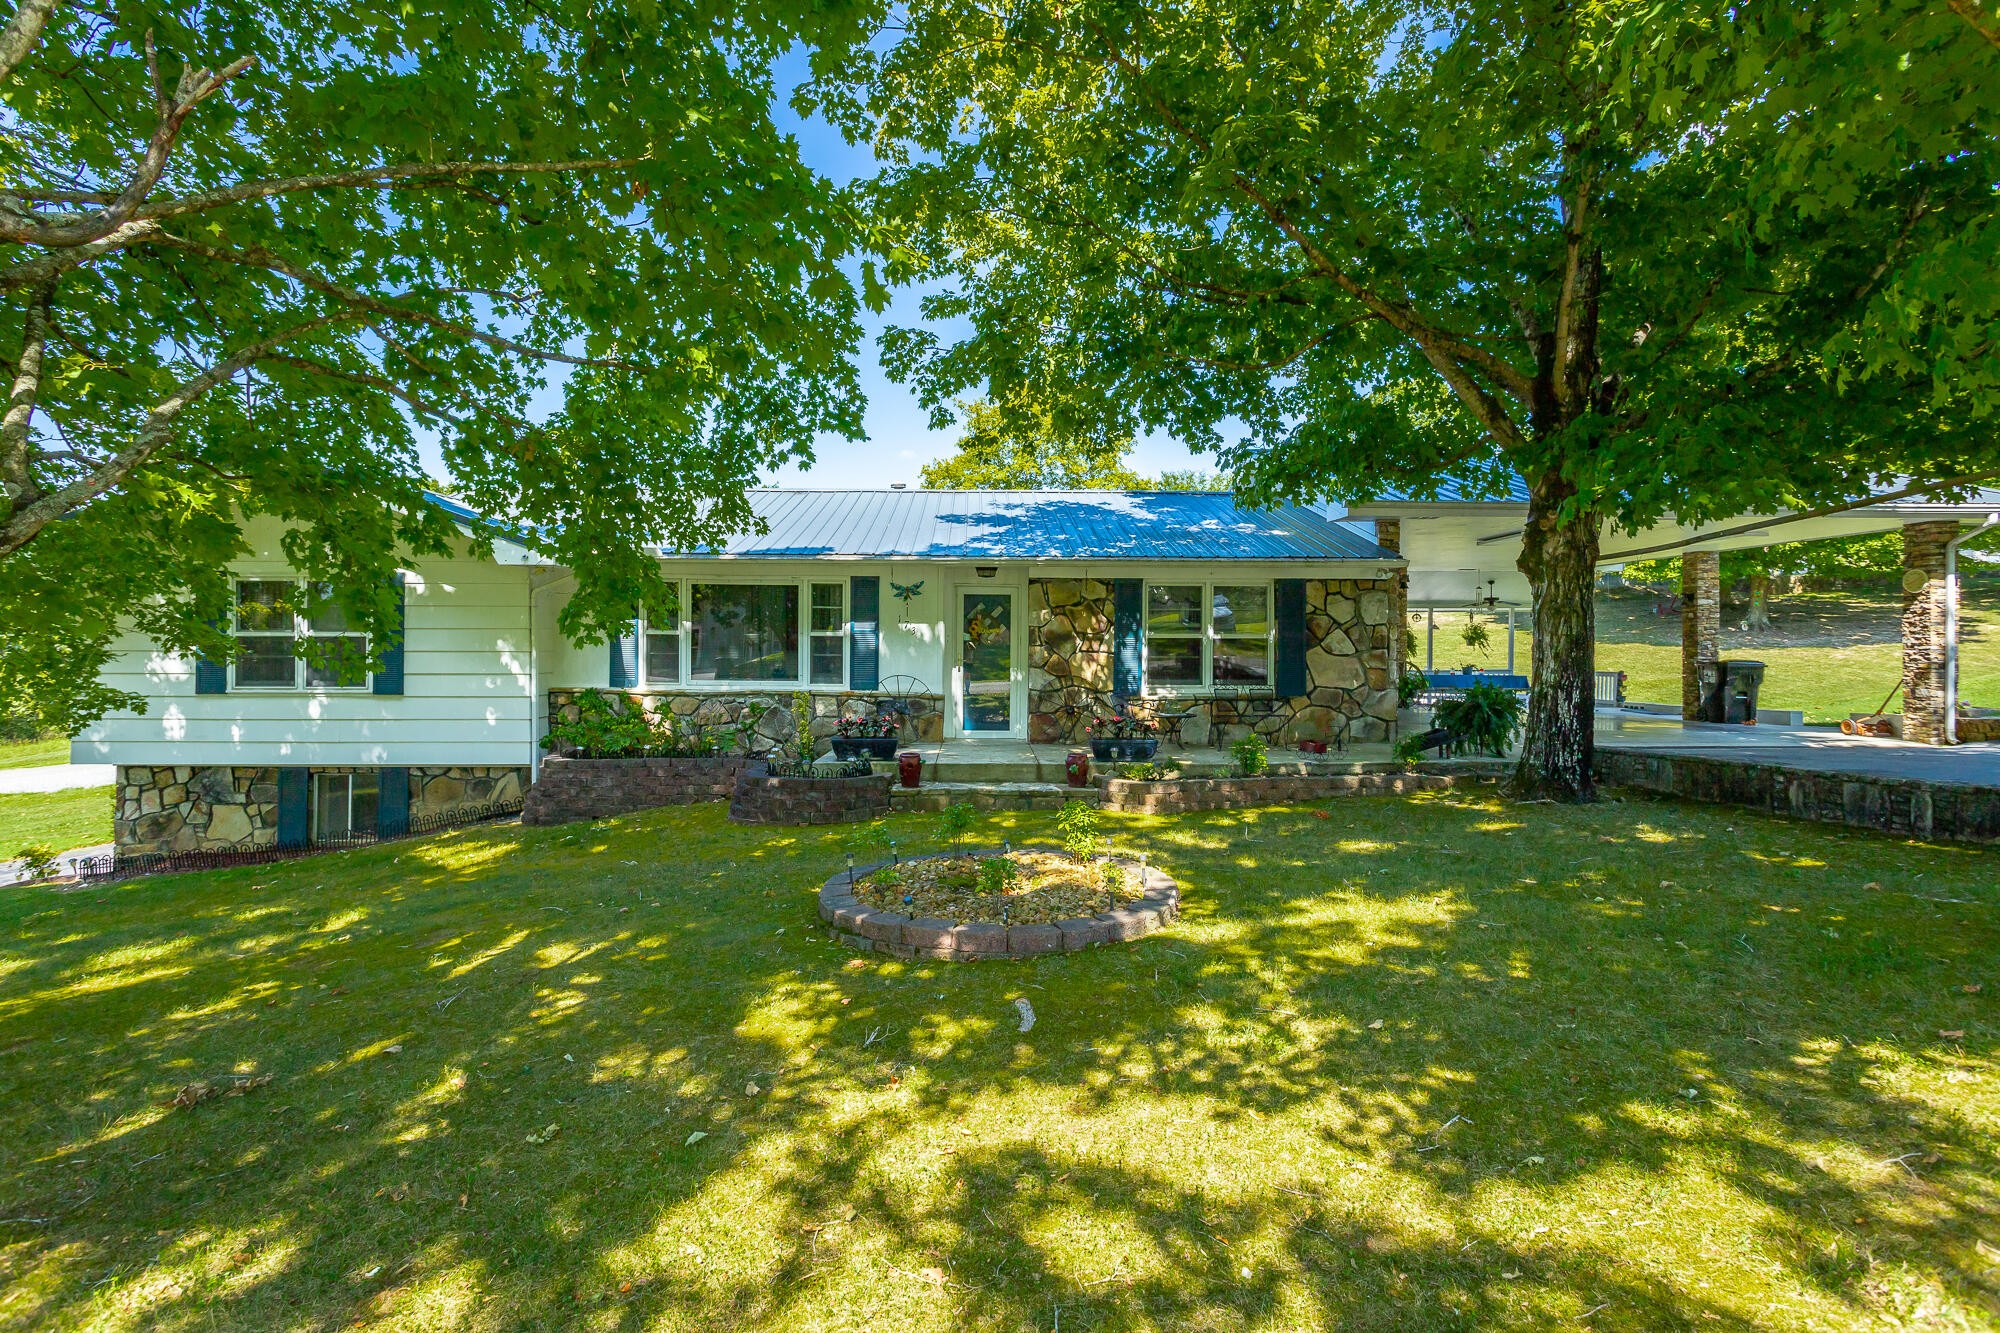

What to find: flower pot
left=1090, top=737, right=1158, bottom=762
left=896, top=750, right=923, bottom=788
left=1064, top=749, right=1091, bottom=787
left=832, top=736, right=899, bottom=761
left=1298, top=739, right=1327, bottom=755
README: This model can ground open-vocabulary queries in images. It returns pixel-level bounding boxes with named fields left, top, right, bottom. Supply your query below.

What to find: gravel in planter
left=854, top=851, right=1142, bottom=925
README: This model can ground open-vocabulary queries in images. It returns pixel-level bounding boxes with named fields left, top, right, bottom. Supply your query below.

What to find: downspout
left=1944, top=512, right=1999, bottom=744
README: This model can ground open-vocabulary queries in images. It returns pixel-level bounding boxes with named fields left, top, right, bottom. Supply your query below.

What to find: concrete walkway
left=1594, top=712, right=2000, bottom=789
left=0, top=762, right=115, bottom=794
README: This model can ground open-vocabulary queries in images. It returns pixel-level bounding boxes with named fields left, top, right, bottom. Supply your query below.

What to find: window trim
left=637, top=576, right=851, bottom=691
left=230, top=577, right=372, bottom=693
left=1141, top=579, right=1275, bottom=696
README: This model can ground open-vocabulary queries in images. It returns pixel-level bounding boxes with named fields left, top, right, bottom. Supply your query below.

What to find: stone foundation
left=113, top=764, right=527, bottom=855
left=1596, top=748, right=2000, bottom=844
left=1025, top=577, right=1399, bottom=747
left=728, top=764, right=892, bottom=825
left=1681, top=551, right=1720, bottom=721
left=546, top=688, right=945, bottom=752
left=522, top=755, right=747, bottom=825
left=1099, top=771, right=1462, bottom=814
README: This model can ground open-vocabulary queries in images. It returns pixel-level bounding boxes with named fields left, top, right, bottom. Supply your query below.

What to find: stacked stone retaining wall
left=1596, top=748, right=2000, bottom=844
left=1100, top=771, right=1461, bottom=814
left=521, top=756, right=745, bottom=826
left=728, top=765, right=891, bottom=825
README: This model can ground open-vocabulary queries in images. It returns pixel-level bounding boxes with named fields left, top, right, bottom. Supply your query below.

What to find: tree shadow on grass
left=0, top=792, right=1995, bottom=1330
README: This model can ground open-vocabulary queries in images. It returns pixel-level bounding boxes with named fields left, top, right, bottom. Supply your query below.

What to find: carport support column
left=1680, top=551, right=1720, bottom=721
left=1377, top=519, right=1406, bottom=677
left=1901, top=521, right=1959, bottom=744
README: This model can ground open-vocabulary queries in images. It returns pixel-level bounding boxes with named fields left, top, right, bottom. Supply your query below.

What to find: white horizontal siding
left=79, top=528, right=536, bottom=769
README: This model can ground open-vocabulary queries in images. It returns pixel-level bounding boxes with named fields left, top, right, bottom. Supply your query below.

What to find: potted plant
left=830, top=709, right=901, bottom=761
left=1088, top=708, right=1159, bottom=762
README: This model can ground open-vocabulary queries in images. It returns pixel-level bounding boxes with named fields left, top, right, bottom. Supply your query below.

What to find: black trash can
left=1722, top=660, right=1765, bottom=724
left=1697, top=660, right=1727, bottom=723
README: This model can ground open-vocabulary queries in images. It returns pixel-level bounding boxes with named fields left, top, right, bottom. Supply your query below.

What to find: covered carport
left=1347, top=483, right=2000, bottom=745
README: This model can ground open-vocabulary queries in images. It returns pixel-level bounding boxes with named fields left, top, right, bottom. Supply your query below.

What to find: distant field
left=0, top=737, right=70, bottom=770
left=0, top=785, right=111, bottom=853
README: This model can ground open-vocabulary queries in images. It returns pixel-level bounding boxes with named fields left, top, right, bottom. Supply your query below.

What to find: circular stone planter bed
left=818, top=849, right=1179, bottom=961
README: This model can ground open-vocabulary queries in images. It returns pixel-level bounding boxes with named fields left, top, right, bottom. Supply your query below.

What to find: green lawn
left=0, top=786, right=111, bottom=855
left=0, top=737, right=71, bottom=771
left=1, top=797, right=1994, bottom=1331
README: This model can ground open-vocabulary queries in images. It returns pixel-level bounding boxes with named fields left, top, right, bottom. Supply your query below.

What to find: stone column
left=1680, top=550, right=1720, bottom=721
left=1901, top=520, right=1960, bottom=744
left=1376, top=519, right=1406, bottom=677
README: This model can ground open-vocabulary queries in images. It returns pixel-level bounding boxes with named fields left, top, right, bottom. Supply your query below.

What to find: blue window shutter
left=195, top=617, right=228, bottom=694
left=1274, top=579, right=1309, bottom=697
left=372, top=573, right=406, bottom=696
left=1111, top=579, right=1143, bottom=698
left=276, top=768, right=310, bottom=848
left=609, top=619, right=639, bottom=688
left=376, top=767, right=410, bottom=838
left=849, top=575, right=880, bottom=691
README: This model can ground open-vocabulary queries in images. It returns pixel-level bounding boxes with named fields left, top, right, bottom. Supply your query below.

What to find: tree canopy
left=814, top=0, right=2000, bottom=795
left=919, top=389, right=1142, bottom=488
left=0, top=0, right=871, bottom=728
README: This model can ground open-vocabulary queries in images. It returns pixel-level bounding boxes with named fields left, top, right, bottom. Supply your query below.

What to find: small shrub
left=1433, top=683, right=1522, bottom=756
left=1056, top=799, right=1101, bottom=861
left=792, top=690, right=817, bottom=763
left=1114, top=758, right=1182, bottom=781
left=1231, top=732, right=1269, bottom=777
left=15, top=843, right=61, bottom=881
left=1393, top=733, right=1431, bottom=766
left=935, top=801, right=976, bottom=851
left=977, top=856, right=1018, bottom=896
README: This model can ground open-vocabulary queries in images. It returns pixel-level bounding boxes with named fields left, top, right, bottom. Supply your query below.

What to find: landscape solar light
left=846, top=852, right=855, bottom=887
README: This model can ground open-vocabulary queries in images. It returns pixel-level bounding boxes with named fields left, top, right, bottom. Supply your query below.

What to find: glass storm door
left=959, top=591, right=1014, bottom=733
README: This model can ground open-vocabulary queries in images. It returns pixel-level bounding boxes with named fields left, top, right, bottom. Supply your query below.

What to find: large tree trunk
left=1744, top=571, right=1773, bottom=633
left=1515, top=472, right=1600, bottom=800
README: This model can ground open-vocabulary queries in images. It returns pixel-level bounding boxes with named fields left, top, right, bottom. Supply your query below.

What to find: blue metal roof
left=1367, top=473, right=1532, bottom=504
left=675, top=490, right=1398, bottom=561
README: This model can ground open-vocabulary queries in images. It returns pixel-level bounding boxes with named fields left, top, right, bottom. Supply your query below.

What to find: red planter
left=896, top=750, right=923, bottom=788
left=1065, top=750, right=1091, bottom=787
left=1298, top=739, right=1328, bottom=755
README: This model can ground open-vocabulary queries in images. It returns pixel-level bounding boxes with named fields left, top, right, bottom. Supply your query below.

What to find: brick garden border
left=729, top=764, right=892, bottom=826
left=819, top=852, right=1179, bottom=960
left=523, top=755, right=746, bottom=826
left=1099, top=770, right=1462, bottom=814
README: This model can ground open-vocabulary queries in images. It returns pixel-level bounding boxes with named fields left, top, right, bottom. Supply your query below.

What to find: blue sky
left=759, top=47, right=1205, bottom=488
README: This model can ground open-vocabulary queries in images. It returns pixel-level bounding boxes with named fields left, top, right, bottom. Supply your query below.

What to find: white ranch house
left=79, top=490, right=1410, bottom=856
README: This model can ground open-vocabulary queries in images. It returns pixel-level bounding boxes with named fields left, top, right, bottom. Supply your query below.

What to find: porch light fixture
left=975, top=565, right=999, bottom=578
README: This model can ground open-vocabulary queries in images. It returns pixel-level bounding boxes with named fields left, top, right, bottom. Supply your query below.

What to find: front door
left=956, top=589, right=1018, bottom=736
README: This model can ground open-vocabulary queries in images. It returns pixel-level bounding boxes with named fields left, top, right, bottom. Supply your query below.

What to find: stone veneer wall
left=114, top=764, right=527, bottom=856
left=1099, top=771, right=1460, bottom=814
left=1026, top=577, right=1400, bottom=746
left=1596, top=748, right=2000, bottom=844
left=1681, top=551, right=1721, bottom=721
left=546, top=688, right=944, bottom=752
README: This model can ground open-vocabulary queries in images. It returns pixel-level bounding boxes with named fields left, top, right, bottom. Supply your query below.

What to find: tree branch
left=0, top=52, right=258, bottom=246
left=1948, top=0, right=2000, bottom=52
left=0, top=310, right=359, bottom=556
left=0, top=0, right=59, bottom=85
left=1, top=279, right=55, bottom=510
left=147, top=231, right=648, bottom=372
left=0, top=218, right=159, bottom=293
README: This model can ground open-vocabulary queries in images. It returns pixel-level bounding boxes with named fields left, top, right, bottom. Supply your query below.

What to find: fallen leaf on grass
left=1939, top=1029, right=1966, bottom=1040
left=745, top=1081, right=761, bottom=1096
left=684, top=1131, right=708, bottom=1146
left=1964, top=984, right=1983, bottom=994
left=918, top=1267, right=947, bottom=1286
left=525, top=1124, right=561, bottom=1145
left=1366, top=1019, right=1385, bottom=1030
left=384, top=1044, right=403, bottom=1055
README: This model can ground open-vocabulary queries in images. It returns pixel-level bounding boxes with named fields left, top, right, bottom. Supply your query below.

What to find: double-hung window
left=233, top=580, right=368, bottom=690
left=636, top=578, right=851, bottom=688
left=1143, top=581, right=1271, bottom=691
